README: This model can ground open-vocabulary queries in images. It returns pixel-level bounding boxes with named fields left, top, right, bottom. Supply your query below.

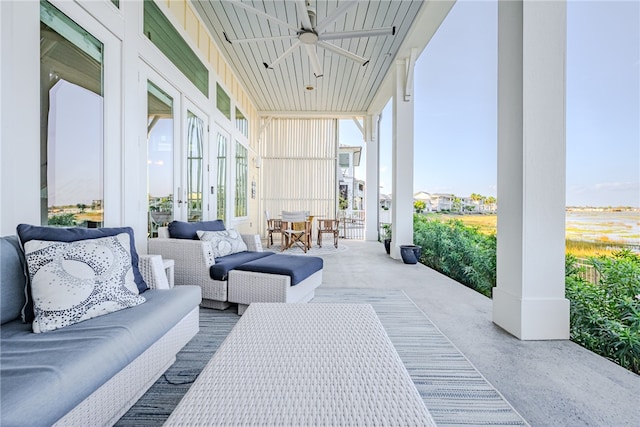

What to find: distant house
left=413, top=191, right=433, bottom=212
left=413, top=191, right=454, bottom=212
left=380, top=193, right=392, bottom=210
left=431, top=193, right=454, bottom=211
left=338, top=145, right=363, bottom=212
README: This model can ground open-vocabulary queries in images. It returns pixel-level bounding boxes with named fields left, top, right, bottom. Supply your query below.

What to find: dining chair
left=317, top=219, right=340, bottom=248
left=264, top=210, right=282, bottom=248
left=281, top=211, right=310, bottom=252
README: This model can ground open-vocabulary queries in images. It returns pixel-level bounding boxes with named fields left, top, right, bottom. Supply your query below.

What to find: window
left=235, top=142, right=248, bottom=217
left=339, top=153, right=350, bottom=167
left=217, top=84, right=231, bottom=120
left=236, top=107, right=248, bottom=137
left=216, top=133, right=228, bottom=220
left=40, top=0, right=104, bottom=227
left=187, top=111, right=204, bottom=222
left=143, top=0, right=208, bottom=96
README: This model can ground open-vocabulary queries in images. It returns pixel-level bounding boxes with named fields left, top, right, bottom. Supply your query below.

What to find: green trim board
left=143, top=0, right=208, bottom=97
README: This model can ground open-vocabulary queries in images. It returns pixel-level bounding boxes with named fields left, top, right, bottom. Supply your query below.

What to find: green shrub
left=413, top=215, right=640, bottom=374
left=413, top=214, right=496, bottom=297
left=565, top=250, right=640, bottom=374
left=47, top=213, right=77, bottom=226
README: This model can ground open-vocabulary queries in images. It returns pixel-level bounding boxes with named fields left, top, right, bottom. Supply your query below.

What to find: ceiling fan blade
left=318, top=41, right=369, bottom=66
left=303, top=44, right=324, bottom=78
left=319, top=27, right=396, bottom=41
left=264, top=40, right=301, bottom=70
left=295, top=0, right=313, bottom=30
left=315, top=1, right=358, bottom=33
left=228, top=0, right=298, bottom=33
left=224, top=32, right=297, bottom=44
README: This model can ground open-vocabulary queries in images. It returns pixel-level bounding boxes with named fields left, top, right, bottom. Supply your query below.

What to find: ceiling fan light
left=299, top=31, right=318, bottom=45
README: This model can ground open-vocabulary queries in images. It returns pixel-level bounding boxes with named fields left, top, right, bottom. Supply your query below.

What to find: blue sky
left=340, top=0, right=639, bottom=207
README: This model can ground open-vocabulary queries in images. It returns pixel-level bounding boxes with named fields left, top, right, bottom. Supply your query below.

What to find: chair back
left=264, top=210, right=271, bottom=221
left=267, top=218, right=282, bottom=231
left=282, top=211, right=306, bottom=223
left=318, top=219, right=339, bottom=231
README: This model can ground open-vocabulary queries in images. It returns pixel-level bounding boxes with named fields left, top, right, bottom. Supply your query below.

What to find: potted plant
left=381, top=223, right=392, bottom=255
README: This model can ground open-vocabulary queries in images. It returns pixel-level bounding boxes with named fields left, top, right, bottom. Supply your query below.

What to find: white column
left=0, top=1, right=40, bottom=235
left=364, top=114, right=380, bottom=241
left=391, top=59, right=415, bottom=259
left=493, top=0, right=569, bottom=340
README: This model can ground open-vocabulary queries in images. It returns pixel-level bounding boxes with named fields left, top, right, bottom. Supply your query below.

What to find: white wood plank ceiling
left=192, top=0, right=424, bottom=115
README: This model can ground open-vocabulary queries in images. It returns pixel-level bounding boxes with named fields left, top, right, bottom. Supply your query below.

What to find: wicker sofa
left=0, top=229, right=201, bottom=427
left=148, top=223, right=266, bottom=310
left=148, top=221, right=323, bottom=312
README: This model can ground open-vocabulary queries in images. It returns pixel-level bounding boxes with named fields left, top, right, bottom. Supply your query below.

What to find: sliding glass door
left=147, top=80, right=176, bottom=236
left=146, top=71, right=209, bottom=236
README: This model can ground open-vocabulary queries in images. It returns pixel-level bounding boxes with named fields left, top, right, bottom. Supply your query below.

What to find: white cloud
left=592, top=181, right=639, bottom=192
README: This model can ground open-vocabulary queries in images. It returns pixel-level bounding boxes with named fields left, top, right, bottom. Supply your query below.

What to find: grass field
left=421, top=212, right=637, bottom=258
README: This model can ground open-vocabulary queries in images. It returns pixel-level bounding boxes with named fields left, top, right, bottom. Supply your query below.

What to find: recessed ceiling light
left=305, top=85, right=314, bottom=91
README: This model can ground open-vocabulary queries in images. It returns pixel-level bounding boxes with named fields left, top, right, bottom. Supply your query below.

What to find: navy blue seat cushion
left=234, top=254, right=323, bottom=285
left=209, top=251, right=274, bottom=281
left=0, top=285, right=201, bottom=427
left=168, top=220, right=225, bottom=240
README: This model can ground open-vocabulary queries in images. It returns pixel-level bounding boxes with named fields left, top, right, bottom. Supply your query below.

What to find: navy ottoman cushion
left=234, top=254, right=323, bottom=285
left=209, top=252, right=275, bottom=281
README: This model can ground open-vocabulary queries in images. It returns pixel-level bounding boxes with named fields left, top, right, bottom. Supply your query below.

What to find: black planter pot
left=400, top=245, right=421, bottom=264
left=384, top=239, right=391, bottom=255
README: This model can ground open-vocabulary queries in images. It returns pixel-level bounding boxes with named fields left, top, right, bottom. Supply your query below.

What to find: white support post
left=391, top=59, right=415, bottom=259
left=0, top=1, right=40, bottom=235
left=364, top=114, right=379, bottom=241
left=493, top=0, right=569, bottom=340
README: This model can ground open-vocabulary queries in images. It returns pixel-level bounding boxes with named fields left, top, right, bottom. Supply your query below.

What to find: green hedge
left=565, top=251, right=640, bottom=374
left=412, top=215, right=639, bottom=374
left=413, top=215, right=496, bottom=297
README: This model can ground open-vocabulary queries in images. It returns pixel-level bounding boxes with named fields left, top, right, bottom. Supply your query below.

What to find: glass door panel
left=147, top=81, right=174, bottom=236
left=214, top=130, right=229, bottom=221
left=40, top=1, right=104, bottom=227
left=186, top=110, right=204, bottom=222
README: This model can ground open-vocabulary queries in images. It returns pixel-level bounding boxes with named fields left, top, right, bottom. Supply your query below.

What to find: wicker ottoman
left=165, top=304, right=435, bottom=426
left=228, top=254, right=323, bottom=315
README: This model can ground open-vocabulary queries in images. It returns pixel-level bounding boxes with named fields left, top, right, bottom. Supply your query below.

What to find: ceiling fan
left=222, top=0, right=396, bottom=78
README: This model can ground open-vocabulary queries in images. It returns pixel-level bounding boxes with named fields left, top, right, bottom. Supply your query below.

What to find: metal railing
left=575, top=260, right=601, bottom=285
left=338, top=210, right=365, bottom=240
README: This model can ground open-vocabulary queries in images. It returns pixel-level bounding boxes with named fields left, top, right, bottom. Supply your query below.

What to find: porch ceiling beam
left=259, top=111, right=368, bottom=119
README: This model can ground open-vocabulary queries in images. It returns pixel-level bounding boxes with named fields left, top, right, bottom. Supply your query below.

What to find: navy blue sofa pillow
left=16, top=224, right=148, bottom=294
left=168, top=220, right=225, bottom=240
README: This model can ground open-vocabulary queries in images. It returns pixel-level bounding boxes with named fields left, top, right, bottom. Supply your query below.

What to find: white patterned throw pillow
left=24, top=233, right=146, bottom=333
left=197, top=229, right=248, bottom=258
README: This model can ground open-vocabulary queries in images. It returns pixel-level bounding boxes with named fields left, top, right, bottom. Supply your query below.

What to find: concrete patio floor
left=317, top=239, right=639, bottom=427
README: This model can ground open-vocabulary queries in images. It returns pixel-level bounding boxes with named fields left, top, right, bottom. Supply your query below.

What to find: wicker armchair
left=148, top=227, right=263, bottom=310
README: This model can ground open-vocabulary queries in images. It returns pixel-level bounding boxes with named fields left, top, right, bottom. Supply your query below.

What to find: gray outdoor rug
left=116, top=288, right=527, bottom=426
left=264, top=243, right=348, bottom=256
